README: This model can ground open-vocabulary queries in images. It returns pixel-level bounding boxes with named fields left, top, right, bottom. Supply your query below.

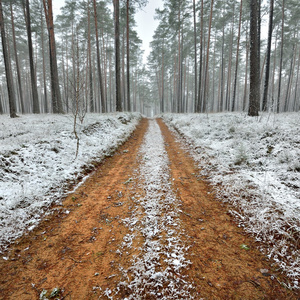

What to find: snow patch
left=0, top=113, right=141, bottom=252
left=163, top=112, right=300, bottom=289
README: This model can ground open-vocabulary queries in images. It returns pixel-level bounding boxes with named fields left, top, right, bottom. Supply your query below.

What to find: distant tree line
left=0, top=0, right=148, bottom=117
left=0, top=0, right=299, bottom=118
left=148, top=0, right=300, bottom=116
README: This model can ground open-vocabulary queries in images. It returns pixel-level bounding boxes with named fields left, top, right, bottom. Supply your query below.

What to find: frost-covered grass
left=0, top=112, right=141, bottom=252
left=163, top=112, right=300, bottom=289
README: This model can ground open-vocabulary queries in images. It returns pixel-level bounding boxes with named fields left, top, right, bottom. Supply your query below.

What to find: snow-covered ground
left=163, top=112, right=300, bottom=289
left=0, top=112, right=141, bottom=253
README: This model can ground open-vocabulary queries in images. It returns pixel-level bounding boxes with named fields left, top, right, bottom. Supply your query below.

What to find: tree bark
left=87, top=0, right=94, bottom=112
left=293, top=48, right=300, bottom=111
left=262, top=0, right=274, bottom=111
left=161, top=39, right=165, bottom=113
left=0, top=0, right=17, bottom=118
left=196, top=0, right=204, bottom=113
left=284, top=44, right=296, bottom=111
left=114, top=0, right=122, bottom=112
left=232, top=0, right=243, bottom=112
left=43, top=0, right=64, bottom=114
left=40, top=6, right=48, bottom=113
left=126, top=0, right=131, bottom=111
left=10, top=2, right=25, bottom=114
left=23, top=0, right=40, bottom=114
left=193, top=0, right=197, bottom=112
left=203, top=0, right=214, bottom=113
left=277, top=0, right=284, bottom=113
left=93, top=0, right=106, bottom=113
left=248, top=0, right=260, bottom=116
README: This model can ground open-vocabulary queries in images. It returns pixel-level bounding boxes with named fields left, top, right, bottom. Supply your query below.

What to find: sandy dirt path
left=0, top=118, right=297, bottom=299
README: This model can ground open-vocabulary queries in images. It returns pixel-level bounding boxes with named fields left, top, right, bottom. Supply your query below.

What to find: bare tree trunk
left=10, top=2, right=25, bottom=114
left=226, top=26, right=234, bottom=111
left=87, top=0, right=94, bottom=113
left=220, top=22, right=225, bottom=111
left=203, top=0, right=214, bottom=113
left=277, top=0, right=284, bottom=113
left=40, top=6, right=48, bottom=113
left=43, top=0, right=63, bottom=114
left=293, top=48, right=300, bottom=111
left=248, top=0, right=260, bottom=116
left=193, top=0, right=197, bottom=112
left=126, top=0, right=131, bottom=111
left=122, top=28, right=126, bottom=110
left=232, top=0, right=243, bottom=111
left=0, top=92, right=3, bottom=114
left=161, top=39, right=165, bottom=113
left=0, top=0, right=17, bottom=118
left=284, top=44, right=296, bottom=111
left=196, top=0, right=204, bottom=113
left=271, top=29, right=278, bottom=110
left=23, top=0, right=40, bottom=113
left=93, top=0, right=106, bottom=113
left=114, top=0, right=122, bottom=112
left=243, top=26, right=249, bottom=111
left=262, top=0, right=274, bottom=111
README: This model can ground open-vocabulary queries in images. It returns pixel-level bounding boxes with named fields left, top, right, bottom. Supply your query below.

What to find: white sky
left=53, top=0, right=164, bottom=64
left=135, top=0, right=164, bottom=63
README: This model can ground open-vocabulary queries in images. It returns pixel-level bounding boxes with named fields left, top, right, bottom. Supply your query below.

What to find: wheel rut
left=0, top=118, right=297, bottom=299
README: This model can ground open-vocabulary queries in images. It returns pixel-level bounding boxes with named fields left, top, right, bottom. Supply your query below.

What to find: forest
left=0, top=0, right=299, bottom=118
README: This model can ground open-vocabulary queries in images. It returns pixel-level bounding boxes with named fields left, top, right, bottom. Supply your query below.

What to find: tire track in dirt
left=0, top=118, right=298, bottom=299
left=158, top=118, right=298, bottom=299
left=0, top=119, right=149, bottom=299
left=108, top=119, right=194, bottom=299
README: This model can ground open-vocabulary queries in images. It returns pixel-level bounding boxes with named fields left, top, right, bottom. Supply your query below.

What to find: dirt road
left=0, top=118, right=297, bottom=299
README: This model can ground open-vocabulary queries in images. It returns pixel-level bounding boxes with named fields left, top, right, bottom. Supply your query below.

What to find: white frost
left=0, top=112, right=141, bottom=252
left=163, top=112, right=300, bottom=289
left=109, top=119, right=194, bottom=299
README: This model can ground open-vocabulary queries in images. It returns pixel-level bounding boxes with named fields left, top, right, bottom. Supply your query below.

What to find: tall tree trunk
left=114, top=0, right=122, bottom=112
left=10, top=2, right=25, bottom=114
left=126, top=0, right=131, bottom=111
left=43, top=0, right=63, bottom=114
left=277, top=0, right=284, bottom=113
left=23, top=0, right=40, bottom=114
left=257, top=0, right=261, bottom=84
left=232, top=0, right=243, bottom=112
left=197, top=0, right=204, bottom=113
left=248, top=0, right=260, bottom=116
left=271, top=28, right=278, bottom=110
left=87, top=0, right=94, bottom=112
left=101, top=30, right=108, bottom=111
left=0, top=92, right=3, bottom=114
left=293, top=48, right=300, bottom=111
left=243, top=25, right=249, bottom=111
left=220, top=22, right=225, bottom=111
left=0, top=0, right=17, bottom=118
left=284, top=44, right=296, bottom=111
left=203, top=0, right=214, bottom=113
left=193, top=0, right=197, bottom=112
left=226, top=23, right=234, bottom=111
left=40, top=6, right=48, bottom=113
left=93, top=0, right=106, bottom=113
left=122, top=29, right=126, bottom=109
left=262, top=0, right=274, bottom=111
left=161, top=40, right=165, bottom=113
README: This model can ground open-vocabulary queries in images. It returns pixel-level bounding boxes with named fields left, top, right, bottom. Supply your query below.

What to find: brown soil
left=0, top=118, right=298, bottom=299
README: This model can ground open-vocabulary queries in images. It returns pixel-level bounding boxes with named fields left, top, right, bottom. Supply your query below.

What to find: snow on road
left=108, top=119, right=193, bottom=299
